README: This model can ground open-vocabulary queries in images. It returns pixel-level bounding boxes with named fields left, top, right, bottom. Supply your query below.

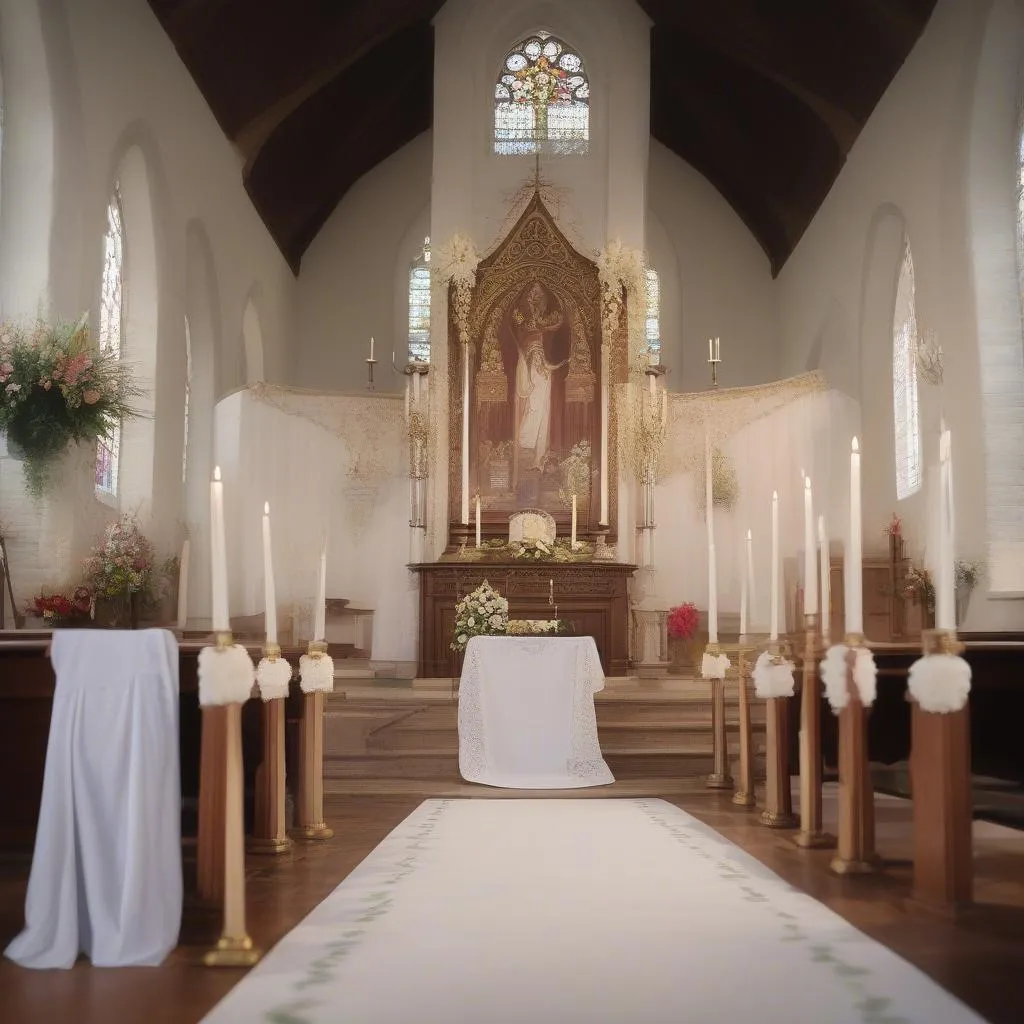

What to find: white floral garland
left=434, top=234, right=480, bottom=348
left=595, top=239, right=646, bottom=364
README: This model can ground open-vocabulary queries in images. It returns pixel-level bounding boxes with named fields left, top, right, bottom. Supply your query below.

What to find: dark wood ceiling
left=147, top=0, right=936, bottom=276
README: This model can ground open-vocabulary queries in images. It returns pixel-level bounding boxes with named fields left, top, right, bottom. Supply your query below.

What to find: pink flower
left=82, top=389, right=100, bottom=405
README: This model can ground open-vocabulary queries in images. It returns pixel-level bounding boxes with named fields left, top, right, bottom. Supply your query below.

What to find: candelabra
left=638, top=360, right=668, bottom=568
left=708, top=336, right=721, bottom=388
left=396, top=356, right=430, bottom=562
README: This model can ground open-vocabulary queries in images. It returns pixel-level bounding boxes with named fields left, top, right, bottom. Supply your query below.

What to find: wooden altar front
left=411, top=561, right=636, bottom=678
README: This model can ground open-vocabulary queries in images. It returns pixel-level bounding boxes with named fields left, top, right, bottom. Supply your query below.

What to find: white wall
left=647, top=140, right=780, bottom=391
left=0, top=0, right=295, bottom=613
left=294, top=131, right=432, bottom=392
left=775, top=0, right=1023, bottom=628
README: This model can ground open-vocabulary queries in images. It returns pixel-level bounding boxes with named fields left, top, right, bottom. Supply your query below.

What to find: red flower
left=667, top=603, right=699, bottom=640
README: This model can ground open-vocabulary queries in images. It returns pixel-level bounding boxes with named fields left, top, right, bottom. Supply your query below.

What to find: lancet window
left=96, top=188, right=124, bottom=498
left=892, top=241, right=921, bottom=499
left=408, top=237, right=431, bottom=363
left=645, top=269, right=661, bottom=358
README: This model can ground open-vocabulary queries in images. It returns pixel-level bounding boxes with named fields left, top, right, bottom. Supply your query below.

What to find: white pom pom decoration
left=256, top=655, right=293, bottom=701
left=752, top=650, right=795, bottom=698
left=908, top=653, right=971, bottom=714
left=299, top=652, right=335, bottom=694
left=701, top=651, right=731, bottom=680
left=198, top=643, right=256, bottom=707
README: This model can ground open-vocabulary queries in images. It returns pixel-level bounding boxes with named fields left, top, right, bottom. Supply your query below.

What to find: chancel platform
left=410, top=560, right=635, bottom=678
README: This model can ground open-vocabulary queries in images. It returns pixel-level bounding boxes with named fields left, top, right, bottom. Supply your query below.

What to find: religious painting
left=449, top=194, right=615, bottom=544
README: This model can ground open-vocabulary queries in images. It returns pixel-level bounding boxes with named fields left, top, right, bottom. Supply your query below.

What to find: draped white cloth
left=5, top=629, right=183, bottom=969
left=458, top=636, right=613, bottom=789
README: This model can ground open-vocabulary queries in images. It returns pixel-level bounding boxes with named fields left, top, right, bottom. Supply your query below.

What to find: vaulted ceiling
left=147, top=0, right=936, bottom=276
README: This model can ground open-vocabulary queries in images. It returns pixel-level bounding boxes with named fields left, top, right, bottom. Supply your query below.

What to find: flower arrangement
left=0, top=317, right=142, bottom=496
left=467, top=537, right=595, bottom=563
left=434, top=234, right=479, bottom=348
left=506, top=619, right=570, bottom=636
left=885, top=513, right=902, bottom=538
left=955, top=560, right=981, bottom=593
left=451, top=580, right=509, bottom=653
left=559, top=440, right=592, bottom=506
left=903, top=565, right=935, bottom=616
left=82, top=513, right=158, bottom=602
left=27, top=586, right=92, bottom=625
left=667, top=603, right=699, bottom=641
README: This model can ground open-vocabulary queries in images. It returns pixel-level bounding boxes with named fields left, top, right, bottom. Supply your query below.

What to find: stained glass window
left=494, top=31, right=589, bottom=156
left=408, top=236, right=431, bottom=363
left=645, top=269, right=661, bottom=358
left=96, top=188, right=124, bottom=498
left=182, top=314, right=192, bottom=484
left=893, top=241, right=921, bottom=499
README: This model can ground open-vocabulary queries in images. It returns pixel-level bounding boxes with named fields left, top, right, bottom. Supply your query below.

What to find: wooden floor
left=1, top=788, right=1023, bottom=1024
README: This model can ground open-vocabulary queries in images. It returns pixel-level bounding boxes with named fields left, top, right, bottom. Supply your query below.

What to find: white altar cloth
left=458, top=636, right=614, bottom=789
left=5, top=629, right=183, bottom=969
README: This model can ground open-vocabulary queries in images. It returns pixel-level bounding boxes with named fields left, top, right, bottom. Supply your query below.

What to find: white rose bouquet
left=450, top=579, right=509, bottom=653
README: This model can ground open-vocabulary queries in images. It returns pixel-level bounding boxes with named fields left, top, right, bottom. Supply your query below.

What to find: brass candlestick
left=293, top=640, right=334, bottom=842
left=732, top=638, right=756, bottom=808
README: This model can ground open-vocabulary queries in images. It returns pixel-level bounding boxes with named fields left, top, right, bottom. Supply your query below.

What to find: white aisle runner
left=202, top=799, right=987, bottom=1024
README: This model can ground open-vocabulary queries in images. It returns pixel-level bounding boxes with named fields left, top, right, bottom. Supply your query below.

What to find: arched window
left=1016, top=118, right=1024, bottom=322
left=494, top=32, right=589, bottom=156
left=892, top=241, right=921, bottom=499
left=408, top=236, right=431, bottom=363
left=96, top=188, right=125, bottom=498
left=182, top=314, right=192, bottom=484
left=645, top=268, right=661, bottom=359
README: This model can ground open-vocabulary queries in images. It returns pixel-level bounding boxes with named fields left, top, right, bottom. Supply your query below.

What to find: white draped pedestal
left=458, top=636, right=614, bottom=789
left=5, top=629, right=183, bottom=969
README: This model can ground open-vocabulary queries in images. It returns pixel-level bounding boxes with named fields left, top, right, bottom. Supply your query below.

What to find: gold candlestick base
left=731, top=790, right=756, bottom=807
left=247, top=835, right=293, bottom=855
left=263, top=642, right=281, bottom=661
left=293, top=822, right=334, bottom=841
left=760, top=809, right=799, bottom=829
left=307, top=640, right=329, bottom=658
left=203, top=934, right=261, bottom=968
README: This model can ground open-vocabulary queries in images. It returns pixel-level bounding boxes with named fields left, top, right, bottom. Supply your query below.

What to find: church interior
left=1, top=0, right=1024, bottom=1021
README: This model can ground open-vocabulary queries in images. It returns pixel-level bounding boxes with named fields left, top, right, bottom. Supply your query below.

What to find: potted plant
left=81, top=514, right=162, bottom=628
left=667, top=602, right=700, bottom=669
left=955, top=560, right=981, bottom=627
left=26, top=587, right=93, bottom=628
left=0, top=317, right=142, bottom=497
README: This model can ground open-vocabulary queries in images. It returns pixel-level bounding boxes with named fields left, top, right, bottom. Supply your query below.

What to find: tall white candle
left=704, top=429, right=714, bottom=548
left=313, top=541, right=327, bottom=642
left=770, top=491, right=780, bottom=641
left=648, top=372, right=656, bottom=398
left=369, top=336, right=375, bottom=361
left=413, top=367, right=421, bottom=407
left=846, top=437, right=863, bottom=636
left=715, top=337, right=721, bottom=362
left=708, top=543, right=718, bottom=643
left=404, top=373, right=410, bottom=422
left=936, top=429, right=956, bottom=630
left=210, top=467, right=229, bottom=632
left=803, top=476, right=818, bottom=616
left=739, top=538, right=748, bottom=638
left=600, top=353, right=610, bottom=524
left=262, top=502, right=277, bottom=644
left=708, top=337, right=713, bottom=361
left=818, top=515, right=830, bottom=640
left=176, top=537, right=190, bottom=631
left=475, top=495, right=481, bottom=548
left=571, top=493, right=578, bottom=548
left=462, top=351, right=470, bottom=525
left=745, top=528, right=756, bottom=630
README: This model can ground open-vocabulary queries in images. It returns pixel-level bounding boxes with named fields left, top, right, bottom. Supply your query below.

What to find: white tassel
left=908, top=653, right=971, bottom=713
left=256, top=656, right=293, bottom=701
left=198, top=644, right=256, bottom=707
left=299, top=652, right=335, bottom=693
left=752, top=650, right=795, bottom=698
left=701, top=651, right=731, bottom=680
left=820, top=644, right=878, bottom=713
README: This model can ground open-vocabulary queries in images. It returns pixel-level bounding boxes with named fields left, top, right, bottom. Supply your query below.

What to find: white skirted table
left=5, top=629, right=183, bottom=969
left=458, top=635, right=614, bottom=789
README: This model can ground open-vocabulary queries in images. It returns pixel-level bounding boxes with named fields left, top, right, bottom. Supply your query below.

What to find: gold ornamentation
left=306, top=640, right=329, bottom=659
left=263, top=642, right=281, bottom=661
left=203, top=934, right=261, bottom=968
left=435, top=234, right=480, bottom=348
left=215, top=631, right=234, bottom=650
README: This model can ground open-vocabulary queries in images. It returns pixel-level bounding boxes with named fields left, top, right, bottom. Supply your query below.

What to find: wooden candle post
left=706, top=673, right=733, bottom=790
left=760, top=685, right=797, bottom=828
left=830, top=638, right=876, bottom=875
left=294, top=681, right=333, bottom=841
left=250, top=647, right=293, bottom=856
left=197, top=705, right=227, bottom=903
left=794, top=614, right=834, bottom=849
left=732, top=641, right=756, bottom=808
left=910, top=634, right=972, bottom=915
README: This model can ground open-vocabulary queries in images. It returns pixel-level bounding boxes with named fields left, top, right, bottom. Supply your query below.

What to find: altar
left=457, top=635, right=613, bottom=789
left=412, top=561, right=635, bottom=678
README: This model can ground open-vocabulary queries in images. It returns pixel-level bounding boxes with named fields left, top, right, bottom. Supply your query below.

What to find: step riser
left=324, top=751, right=767, bottom=781
left=366, top=724, right=766, bottom=752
